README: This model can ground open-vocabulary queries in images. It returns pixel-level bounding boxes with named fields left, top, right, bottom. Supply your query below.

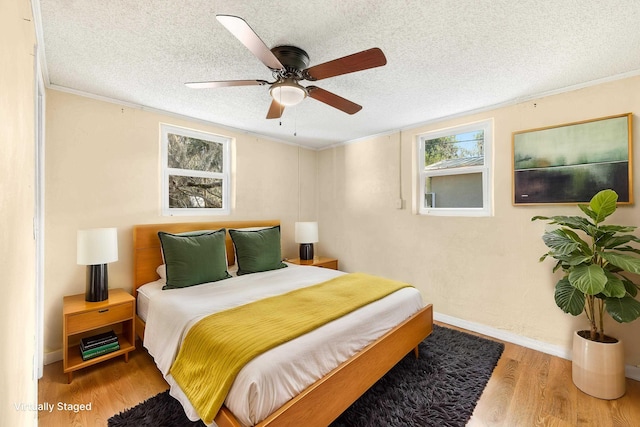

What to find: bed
left=133, top=220, right=433, bottom=427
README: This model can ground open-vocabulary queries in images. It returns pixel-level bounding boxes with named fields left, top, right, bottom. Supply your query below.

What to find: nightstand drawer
left=66, top=302, right=133, bottom=334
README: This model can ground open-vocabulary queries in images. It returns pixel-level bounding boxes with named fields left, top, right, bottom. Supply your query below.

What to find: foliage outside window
left=161, top=124, right=230, bottom=215
left=417, top=119, right=492, bottom=216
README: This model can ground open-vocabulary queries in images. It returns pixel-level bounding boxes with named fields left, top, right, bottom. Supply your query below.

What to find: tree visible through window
left=161, top=125, right=230, bottom=215
left=424, top=132, right=484, bottom=167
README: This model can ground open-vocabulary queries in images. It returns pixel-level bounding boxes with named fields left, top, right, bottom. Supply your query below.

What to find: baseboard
left=44, top=349, right=62, bottom=365
left=433, top=311, right=640, bottom=381
left=625, top=364, right=640, bottom=381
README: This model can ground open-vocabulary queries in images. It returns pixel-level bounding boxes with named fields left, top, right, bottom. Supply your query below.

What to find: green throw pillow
left=229, top=226, right=287, bottom=275
left=158, top=229, right=231, bottom=289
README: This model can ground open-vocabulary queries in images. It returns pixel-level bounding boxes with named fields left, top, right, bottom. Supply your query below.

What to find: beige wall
left=318, top=76, right=640, bottom=367
left=44, top=71, right=640, bottom=370
left=1, top=0, right=37, bottom=425
left=44, top=90, right=317, bottom=355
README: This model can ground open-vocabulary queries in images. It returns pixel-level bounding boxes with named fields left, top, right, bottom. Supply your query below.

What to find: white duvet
left=141, top=263, right=424, bottom=426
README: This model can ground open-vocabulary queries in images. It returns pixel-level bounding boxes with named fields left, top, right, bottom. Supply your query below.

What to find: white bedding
left=141, top=263, right=424, bottom=426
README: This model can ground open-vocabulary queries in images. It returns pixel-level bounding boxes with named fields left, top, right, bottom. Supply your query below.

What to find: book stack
left=80, top=330, right=120, bottom=361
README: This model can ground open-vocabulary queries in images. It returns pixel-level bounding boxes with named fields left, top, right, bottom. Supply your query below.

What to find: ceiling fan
left=186, top=15, right=387, bottom=119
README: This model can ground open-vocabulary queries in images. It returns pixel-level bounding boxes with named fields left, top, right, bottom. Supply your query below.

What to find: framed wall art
left=512, top=113, right=633, bottom=205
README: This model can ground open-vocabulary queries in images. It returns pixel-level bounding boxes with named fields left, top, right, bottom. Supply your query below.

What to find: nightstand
left=287, top=256, right=338, bottom=270
left=63, top=288, right=135, bottom=383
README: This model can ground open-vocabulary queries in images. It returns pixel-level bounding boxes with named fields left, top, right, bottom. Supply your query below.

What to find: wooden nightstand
left=63, top=288, right=136, bottom=383
left=287, top=256, right=338, bottom=270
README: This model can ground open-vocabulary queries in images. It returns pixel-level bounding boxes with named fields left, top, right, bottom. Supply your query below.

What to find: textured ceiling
left=37, top=0, right=640, bottom=149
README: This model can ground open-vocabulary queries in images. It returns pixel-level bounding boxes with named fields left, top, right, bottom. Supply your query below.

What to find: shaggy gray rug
left=108, top=325, right=504, bottom=427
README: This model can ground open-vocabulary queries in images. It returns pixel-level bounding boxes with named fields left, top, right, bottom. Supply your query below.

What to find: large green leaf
left=616, top=246, right=640, bottom=255
left=605, top=296, right=640, bottom=323
left=602, top=234, right=637, bottom=249
left=532, top=215, right=592, bottom=232
left=561, top=228, right=591, bottom=251
left=589, top=189, right=618, bottom=222
left=542, top=230, right=582, bottom=255
left=600, top=251, right=640, bottom=274
left=569, top=264, right=607, bottom=295
left=560, top=216, right=593, bottom=232
left=554, top=277, right=585, bottom=316
left=600, top=224, right=638, bottom=233
left=578, top=204, right=598, bottom=222
left=560, top=254, right=593, bottom=266
left=602, top=271, right=627, bottom=298
left=622, top=278, right=639, bottom=298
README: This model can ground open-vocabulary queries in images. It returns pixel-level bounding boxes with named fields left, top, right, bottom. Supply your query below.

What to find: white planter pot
left=572, top=330, right=625, bottom=399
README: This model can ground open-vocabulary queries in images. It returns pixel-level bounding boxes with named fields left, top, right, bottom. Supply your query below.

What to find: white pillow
left=227, top=263, right=239, bottom=276
left=156, top=264, right=166, bottom=280
left=230, top=226, right=271, bottom=231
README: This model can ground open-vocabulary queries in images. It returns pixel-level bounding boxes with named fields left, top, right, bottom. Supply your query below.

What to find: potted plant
left=532, top=189, right=640, bottom=399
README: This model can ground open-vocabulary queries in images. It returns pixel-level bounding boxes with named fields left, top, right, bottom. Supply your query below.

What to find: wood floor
left=38, top=323, right=640, bottom=427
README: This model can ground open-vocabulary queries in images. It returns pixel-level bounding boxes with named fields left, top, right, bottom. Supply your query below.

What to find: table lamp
left=77, top=228, right=118, bottom=302
left=295, top=222, right=318, bottom=261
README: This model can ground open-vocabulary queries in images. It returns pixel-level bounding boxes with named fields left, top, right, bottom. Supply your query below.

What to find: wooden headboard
left=132, top=220, right=280, bottom=296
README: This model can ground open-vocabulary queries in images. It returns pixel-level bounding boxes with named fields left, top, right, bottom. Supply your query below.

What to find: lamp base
left=299, top=243, right=314, bottom=261
left=86, top=264, right=109, bottom=302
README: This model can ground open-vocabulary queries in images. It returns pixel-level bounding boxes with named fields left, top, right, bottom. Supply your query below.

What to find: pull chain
left=279, top=90, right=283, bottom=126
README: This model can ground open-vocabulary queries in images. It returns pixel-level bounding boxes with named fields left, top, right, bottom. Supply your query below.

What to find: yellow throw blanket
left=169, top=272, right=412, bottom=423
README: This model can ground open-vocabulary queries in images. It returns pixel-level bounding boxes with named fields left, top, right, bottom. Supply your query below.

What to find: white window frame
left=417, top=119, right=493, bottom=217
left=161, top=124, right=231, bottom=216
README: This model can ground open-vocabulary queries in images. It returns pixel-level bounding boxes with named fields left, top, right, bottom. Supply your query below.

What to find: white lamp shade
left=295, top=222, right=319, bottom=244
left=270, top=83, right=306, bottom=106
left=77, top=228, right=118, bottom=265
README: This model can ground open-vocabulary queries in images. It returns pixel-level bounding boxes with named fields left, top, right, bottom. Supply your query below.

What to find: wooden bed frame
left=133, top=220, right=433, bottom=427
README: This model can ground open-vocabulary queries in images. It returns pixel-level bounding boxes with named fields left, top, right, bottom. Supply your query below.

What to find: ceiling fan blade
left=266, top=99, right=284, bottom=119
left=185, top=79, right=268, bottom=89
left=216, top=15, right=284, bottom=70
left=304, top=48, right=387, bottom=81
left=306, top=86, right=362, bottom=115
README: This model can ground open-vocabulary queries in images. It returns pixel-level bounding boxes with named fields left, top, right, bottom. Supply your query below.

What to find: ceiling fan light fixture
left=270, top=81, right=307, bottom=106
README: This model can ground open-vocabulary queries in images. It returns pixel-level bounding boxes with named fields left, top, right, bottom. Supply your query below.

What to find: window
left=161, top=124, right=230, bottom=215
left=417, top=119, right=492, bottom=216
